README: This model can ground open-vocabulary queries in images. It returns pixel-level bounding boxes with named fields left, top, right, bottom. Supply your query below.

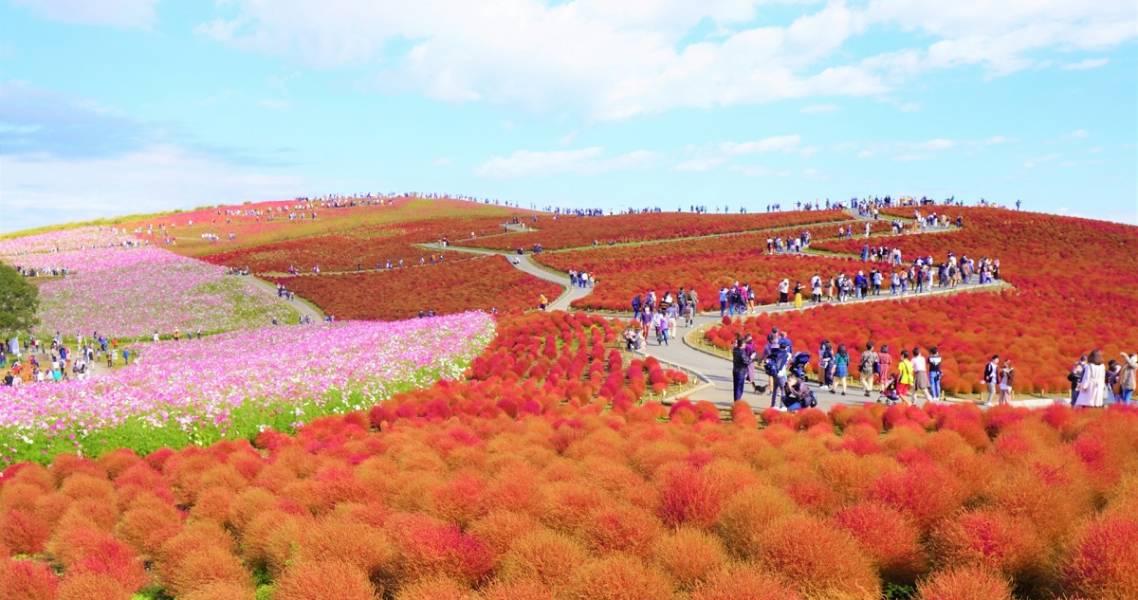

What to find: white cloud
left=729, top=165, right=791, bottom=177
left=1023, top=153, right=1061, bottom=169
left=1069, top=128, right=1089, bottom=139
left=721, top=134, right=802, bottom=155
left=1, top=145, right=304, bottom=232
left=675, top=156, right=727, bottom=172
left=917, top=138, right=955, bottom=150
left=474, top=147, right=654, bottom=178
left=195, top=1, right=1136, bottom=119
left=11, top=0, right=157, bottom=29
left=801, top=103, right=839, bottom=114
left=1062, top=58, right=1109, bottom=70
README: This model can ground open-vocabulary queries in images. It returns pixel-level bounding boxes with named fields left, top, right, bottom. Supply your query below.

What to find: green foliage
left=0, top=263, right=39, bottom=336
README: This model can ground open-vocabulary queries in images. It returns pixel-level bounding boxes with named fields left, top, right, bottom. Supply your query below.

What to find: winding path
left=437, top=221, right=1047, bottom=411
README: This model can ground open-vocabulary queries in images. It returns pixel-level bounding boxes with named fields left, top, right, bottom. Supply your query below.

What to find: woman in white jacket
left=1075, top=349, right=1107, bottom=408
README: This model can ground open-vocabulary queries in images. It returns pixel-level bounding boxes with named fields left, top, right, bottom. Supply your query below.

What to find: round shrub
left=916, top=566, right=1013, bottom=600
left=274, top=559, right=376, bottom=600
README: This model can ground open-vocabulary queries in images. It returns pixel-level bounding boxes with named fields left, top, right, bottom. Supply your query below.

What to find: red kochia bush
left=0, top=558, right=59, bottom=600
left=1064, top=513, right=1138, bottom=600
left=833, top=501, right=927, bottom=582
left=916, top=566, right=1013, bottom=600
left=565, top=554, right=673, bottom=600
left=690, top=565, right=803, bottom=600
left=57, top=573, right=132, bottom=600
left=752, top=514, right=880, bottom=599
left=274, top=560, right=376, bottom=600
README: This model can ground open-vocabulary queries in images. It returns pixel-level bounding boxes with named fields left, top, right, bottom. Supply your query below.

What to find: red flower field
left=270, top=255, right=564, bottom=320
left=3, top=318, right=1136, bottom=600
left=706, top=207, right=1138, bottom=394
left=456, top=209, right=853, bottom=251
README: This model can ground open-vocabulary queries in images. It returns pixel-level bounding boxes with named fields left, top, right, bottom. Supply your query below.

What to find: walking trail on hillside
left=427, top=209, right=1049, bottom=411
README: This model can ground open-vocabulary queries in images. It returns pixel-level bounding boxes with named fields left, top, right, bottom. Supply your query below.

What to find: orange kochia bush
left=270, top=255, right=563, bottom=320
left=708, top=207, right=1138, bottom=394
left=458, top=209, right=852, bottom=251
left=3, top=372, right=1138, bottom=598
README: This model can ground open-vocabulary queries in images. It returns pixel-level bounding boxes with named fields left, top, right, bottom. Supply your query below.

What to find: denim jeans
left=930, top=370, right=942, bottom=400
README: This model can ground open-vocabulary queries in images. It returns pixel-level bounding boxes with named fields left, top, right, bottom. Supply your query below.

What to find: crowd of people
left=1, top=332, right=140, bottom=386
left=625, top=288, right=701, bottom=350
left=1068, top=351, right=1137, bottom=407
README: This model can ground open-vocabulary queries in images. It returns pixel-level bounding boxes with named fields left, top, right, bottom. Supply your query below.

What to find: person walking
left=793, top=282, right=804, bottom=310
left=732, top=336, right=751, bottom=402
left=860, top=342, right=878, bottom=397
left=912, top=346, right=932, bottom=404
left=686, top=288, right=698, bottom=327
left=897, top=350, right=914, bottom=400
left=539, top=294, right=548, bottom=311
left=1120, top=352, right=1136, bottom=404
left=983, top=355, right=1000, bottom=406
left=998, top=359, right=1015, bottom=405
left=928, top=346, right=943, bottom=402
left=1075, top=350, right=1107, bottom=408
left=834, top=345, right=850, bottom=395
left=876, top=344, right=894, bottom=392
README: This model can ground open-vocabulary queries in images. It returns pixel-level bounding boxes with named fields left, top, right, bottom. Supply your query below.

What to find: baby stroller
left=878, top=376, right=901, bottom=405
left=791, top=351, right=812, bottom=381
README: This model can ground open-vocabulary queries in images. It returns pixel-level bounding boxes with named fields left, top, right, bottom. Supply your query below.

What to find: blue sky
left=1, top=0, right=1135, bottom=232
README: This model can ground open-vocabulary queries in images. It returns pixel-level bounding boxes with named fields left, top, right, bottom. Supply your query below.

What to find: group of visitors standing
left=1, top=332, right=134, bottom=386
left=1068, top=351, right=1137, bottom=407
left=627, top=288, right=701, bottom=346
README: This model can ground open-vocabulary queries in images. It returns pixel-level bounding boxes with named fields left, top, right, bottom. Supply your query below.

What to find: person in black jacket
left=732, top=336, right=751, bottom=401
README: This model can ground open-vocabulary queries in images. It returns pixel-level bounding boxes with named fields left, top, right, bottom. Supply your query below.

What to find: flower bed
left=457, top=209, right=852, bottom=251
left=0, top=227, right=134, bottom=256
left=271, top=255, right=563, bottom=320
left=1, top=388, right=1134, bottom=599
left=9, top=246, right=298, bottom=339
left=708, top=208, right=1138, bottom=394
left=129, top=196, right=529, bottom=258
left=0, top=313, right=495, bottom=464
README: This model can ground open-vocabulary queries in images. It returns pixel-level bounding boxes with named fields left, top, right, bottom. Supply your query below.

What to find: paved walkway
left=439, top=224, right=1044, bottom=412
left=246, top=276, right=326, bottom=323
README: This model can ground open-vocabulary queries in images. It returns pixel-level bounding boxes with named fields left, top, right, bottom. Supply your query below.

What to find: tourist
left=686, top=288, right=698, bottom=327
left=1075, top=350, right=1106, bottom=408
left=538, top=294, right=548, bottom=311
left=984, top=355, right=1000, bottom=406
left=998, top=359, right=1015, bottom=404
left=928, top=347, right=943, bottom=402
left=1105, top=359, right=1120, bottom=404
left=777, top=279, right=790, bottom=306
left=876, top=344, right=893, bottom=392
left=744, top=334, right=758, bottom=391
left=732, top=336, right=750, bottom=402
left=912, top=346, right=932, bottom=404
left=1068, top=355, right=1087, bottom=406
left=793, top=282, right=804, bottom=310
left=834, top=344, right=850, bottom=395
left=718, top=287, right=728, bottom=317
left=896, top=350, right=914, bottom=400
left=860, top=342, right=877, bottom=397
left=1120, top=352, right=1137, bottom=404
left=818, top=340, right=834, bottom=391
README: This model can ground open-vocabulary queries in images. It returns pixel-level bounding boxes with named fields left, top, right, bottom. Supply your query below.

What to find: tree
left=0, top=263, right=39, bottom=336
